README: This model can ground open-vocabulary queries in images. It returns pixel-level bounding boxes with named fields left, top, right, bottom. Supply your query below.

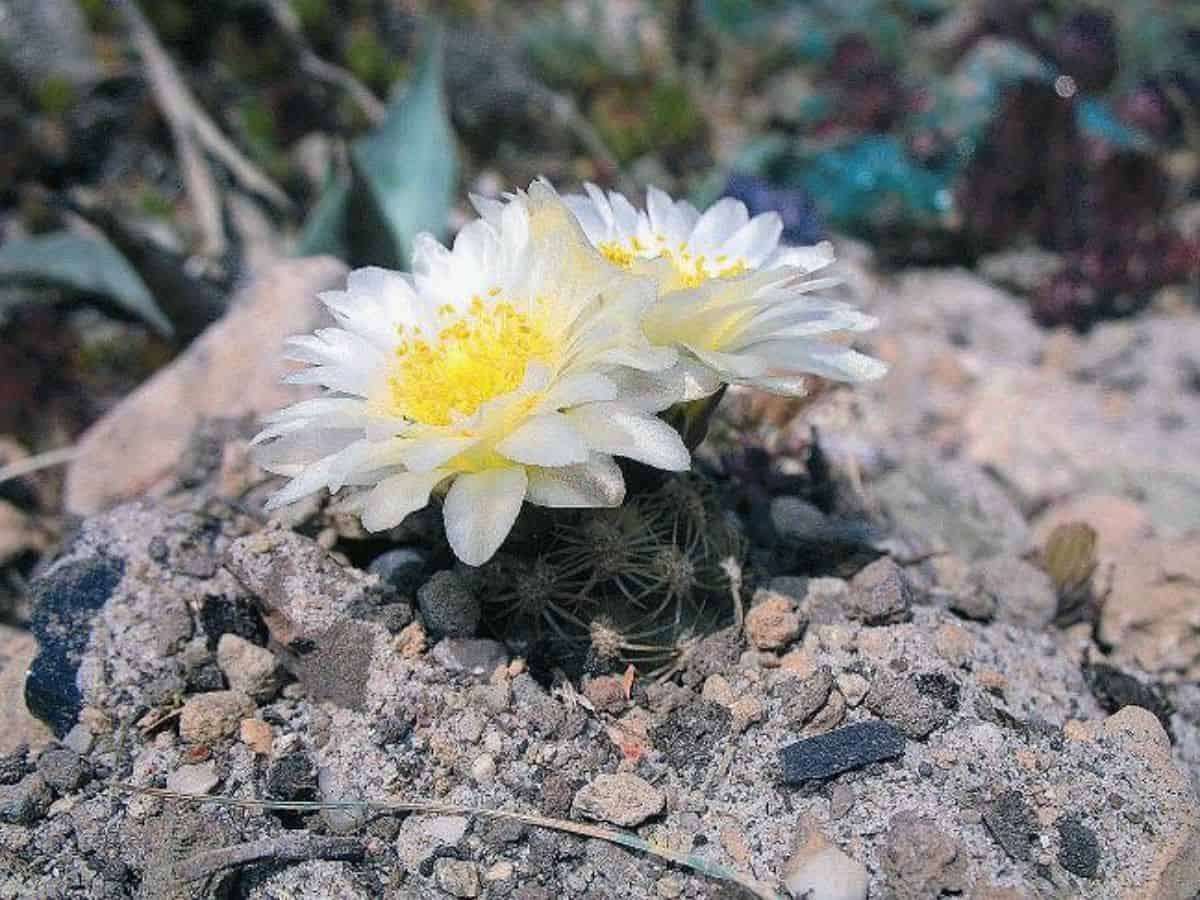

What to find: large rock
left=0, top=624, right=53, bottom=754
left=224, top=528, right=393, bottom=711
left=873, top=453, right=1029, bottom=562
left=964, top=363, right=1200, bottom=511
left=1099, top=536, right=1200, bottom=681
left=64, top=257, right=346, bottom=515
left=23, top=501, right=256, bottom=737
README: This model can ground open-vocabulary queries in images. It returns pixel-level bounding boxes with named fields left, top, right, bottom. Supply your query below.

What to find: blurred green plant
left=0, top=232, right=172, bottom=336
left=298, top=27, right=458, bottom=268
left=590, top=81, right=703, bottom=165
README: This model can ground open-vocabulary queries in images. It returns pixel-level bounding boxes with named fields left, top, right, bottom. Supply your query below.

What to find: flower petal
left=526, top=453, right=625, bottom=508
left=539, top=372, right=618, bottom=410
left=360, top=469, right=448, bottom=531
left=688, top=197, right=750, bottom=255
left=767, top=241, right=836, bottom=273
left=718, top=212, right=783, bottom=267
left=397, top=435, right=477, bottom=472
left=443, top=468, right=528, bottom=565
left=749, top=338, right=889, bottom=382
left=495, top=413, right=589, bottom=466
left=568, top=404, right=691, bottom=471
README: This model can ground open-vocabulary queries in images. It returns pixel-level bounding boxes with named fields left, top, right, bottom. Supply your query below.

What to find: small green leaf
left=0, top=231, right=172, bottom=335
left=350, top=27, right=457, bottom=268
left=296, top=161, right=353, bottom=259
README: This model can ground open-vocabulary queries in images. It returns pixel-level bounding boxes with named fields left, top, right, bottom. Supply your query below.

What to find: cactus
left=481, top=473, right=746, bottom=676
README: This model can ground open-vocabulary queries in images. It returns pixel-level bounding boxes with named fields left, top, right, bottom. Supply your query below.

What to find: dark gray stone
left=984, top=790, right=1038, bottom=862
left=25, top=555, right=125, bottom=737
left=417, top=571, right=481, bottom=639
left=1083, top=663, right=1175, bottom=740
left=1057, top=814, right=1101, bottom=879
left=199, top=593, right=267, bottom=649
left=652, top=699, right=731, bottom=777
left=266, top=753, right=317, bottom=803
left=0, top=745, right=29, bottom=786
left=368, top=548, right=430, bottom=596
left=769, top=497, right=883, bottom=576
left=0, top=774, right=52, bottom=824
left=847, top=558, right=913, bottom=625
left=778, top=720, right=905, bottom=783
left=35, top=746, right=89, bottom=793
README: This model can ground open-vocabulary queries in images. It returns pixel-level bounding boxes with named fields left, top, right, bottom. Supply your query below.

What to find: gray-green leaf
left=349, top=27, right=458, bottom=269
left=296, top=161, right=353, bottom=259
left=0, top=231, right=172, bottom=336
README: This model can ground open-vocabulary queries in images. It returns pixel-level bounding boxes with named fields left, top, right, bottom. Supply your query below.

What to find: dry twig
left=112, top=0, right=292, bottom=256
left=174, top=834, right=364, bottom=883
left=0, top=446, right=77, bottom=485
left=263, top=0, right=385, bottom=124
left=121, top=784, right=785, bottom=899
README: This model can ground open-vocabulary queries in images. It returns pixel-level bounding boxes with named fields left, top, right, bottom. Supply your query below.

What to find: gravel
left=35, top=746, right=89, bottom=792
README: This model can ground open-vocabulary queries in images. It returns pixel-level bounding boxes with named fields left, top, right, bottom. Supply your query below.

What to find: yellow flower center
left=663, top=247, right=748, bottom=289
left=599, top=238, right=644, bottom=269
left=389, top=296, right=555, bottom=426
left=599, top=236, right=747, bottom=289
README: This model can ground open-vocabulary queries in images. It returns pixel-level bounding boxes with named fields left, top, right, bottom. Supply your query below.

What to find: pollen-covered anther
left=388, top=299, right=555, bottom=426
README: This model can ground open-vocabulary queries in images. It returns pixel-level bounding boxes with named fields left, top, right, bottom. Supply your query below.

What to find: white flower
left=254, top=181, right=689, bottom=565
left=559, top=184, right=887, bottom=401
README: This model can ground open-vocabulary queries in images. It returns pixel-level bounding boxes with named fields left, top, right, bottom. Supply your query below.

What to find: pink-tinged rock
left=745, top=590, right=803, bottom=650
left=65, top=257, right=347, bottom=515
left=1032, top=494, right=1153, bottom=558
left=1100, top=536, right=1200, bottom=680
left=963, top=364, right=1199, bottom=508
left=0, top=624, right=53, bottom=755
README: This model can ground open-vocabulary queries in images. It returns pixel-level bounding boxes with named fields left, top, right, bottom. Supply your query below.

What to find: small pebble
left=778, top=721, right=905, bottom=783
left=216, top=634, right=281, bottom=701
left=0, top=775, right=52, bottom=824
left=434, top=858, right=480, bottom=898
left=745, top=590, right=803, bottom=650
left=846, top=558, right=913, bottom=625
left=572, top=773, right=665, bottom=827
left=984, top=791, right=1038, bottom=862
left=35, top=746, right=90, bottom=793
left=836, top=673, right=870, bottom=707
left=166, top=762, right=219, bottom=796
left=418, top=571, right=481, bottom=638
left=1057, top=814, right=1101, bottom=879
left=368, top=547, right=429, bottom=595
left=62, top=724, right=93, bottom=756
left=240, top=718, right=274, bottom=755
left=432, top=638, right=507, bottom=676
left=784, top=823, right=869, bottom=900
left=179, top=690, right=256, bottom=744
left=470, top=754, right=497, bottom=783
left=483, top=861, right=514, bottom=883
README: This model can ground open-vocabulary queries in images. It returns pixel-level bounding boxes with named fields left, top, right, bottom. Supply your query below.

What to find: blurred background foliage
left=0, top=0, right=1197, bottom=452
